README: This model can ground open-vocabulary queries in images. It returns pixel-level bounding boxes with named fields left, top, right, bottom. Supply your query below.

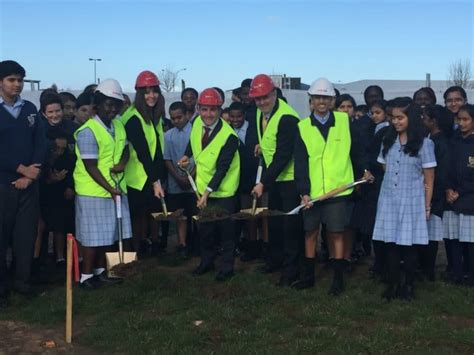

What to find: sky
left=0, top=0, right=473, bottom=92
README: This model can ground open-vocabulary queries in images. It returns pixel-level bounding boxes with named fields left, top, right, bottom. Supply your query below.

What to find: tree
left=448, top=58, right=472, bottom=88
left=160, top=68, right=177, bottom=92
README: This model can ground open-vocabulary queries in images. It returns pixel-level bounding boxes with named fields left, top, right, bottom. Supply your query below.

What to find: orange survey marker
left=66, top=234, right=79, bottom=344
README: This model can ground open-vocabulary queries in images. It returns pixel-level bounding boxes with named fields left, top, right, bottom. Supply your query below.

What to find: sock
left=80, top=273, right=93, bottom=283
left=93, top=268, right=105, bottom=276
left=56, top=258, right=65, bottom=263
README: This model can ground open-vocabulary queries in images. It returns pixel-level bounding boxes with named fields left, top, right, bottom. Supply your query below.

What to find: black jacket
left=430, top=132, right=450, bottom=217
left=124, top=115, right=165, bottom=184
left=447, top=132, right=474, bottom=215
left=245, top=99, right=299, bottom=188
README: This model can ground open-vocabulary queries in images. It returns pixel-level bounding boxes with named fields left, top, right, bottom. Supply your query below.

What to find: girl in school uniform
left=445, top=104, right=474, bottom=286
left=373, top=98, right=436, bottom=301
left=74, top=79, right=132, bottom=289
left=420, top=105, right=452, bottom=281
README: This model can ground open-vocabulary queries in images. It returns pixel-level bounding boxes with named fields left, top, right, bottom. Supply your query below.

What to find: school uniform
left=350, top=121, right=389, bottom=276
left=246, top=98, right=302, bottom=285
left=74, top=116, right=132, bottom=247
left=294, top=110, right=368, bottom=291
left=185, top=117, right=240, bottom=279
left=373, top=137, right=436, bottom=296
left=163, top=122, right=198, bottom=252
left=446, top=131, right=474, bottom=284
left=0, top=96, right=46, bottom=296
left=418, top=132, right=449, bottom=280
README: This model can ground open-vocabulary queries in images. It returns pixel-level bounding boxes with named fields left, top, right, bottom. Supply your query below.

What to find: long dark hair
left=423, top=104, right=454, bottom=138
left=134, top=86, right=164, bottom=124
left=382, top=98, right=425, bottom=157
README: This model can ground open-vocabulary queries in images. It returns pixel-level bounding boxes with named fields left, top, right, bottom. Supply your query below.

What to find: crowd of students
left=0, top=59, right=473, bottom=309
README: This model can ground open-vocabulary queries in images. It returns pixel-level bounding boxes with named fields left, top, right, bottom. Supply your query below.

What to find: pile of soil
left=153, top=209, right=185, bottom=221
left=195, top=205, right=229, bottom=223
left=231, top=209, right=285, bottom=220
left=111, top=260, right=148, bottom=278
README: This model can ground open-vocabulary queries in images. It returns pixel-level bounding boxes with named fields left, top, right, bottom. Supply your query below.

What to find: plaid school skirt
left=427, top=214, right=443, bottom=242
left=443, top=211, right=474, bottom=243
left=75, top=195, right=132, bottom=247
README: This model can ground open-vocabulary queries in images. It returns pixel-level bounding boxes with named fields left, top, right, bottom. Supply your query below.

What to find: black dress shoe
left=95, top=272, right=123, bottom=285
left=276, top=277, right=297, bottom=288
left=215, top=270, right=234, bottom=282
left=79, top=278, right=100, bottom=290
left=192, top=264, right=214, bottom=276
left=327, top=278, right=344, bottom=296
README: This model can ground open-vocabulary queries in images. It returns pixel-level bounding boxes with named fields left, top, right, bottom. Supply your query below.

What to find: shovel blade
left=106, top=251, right=137, bottom=277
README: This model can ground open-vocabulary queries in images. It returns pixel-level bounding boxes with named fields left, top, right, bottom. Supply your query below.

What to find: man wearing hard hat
left=248, top=74, right=303, bottom=287
left=178, top=88, right=240, bottom=282
left=293, top=78, right=372, bottom=295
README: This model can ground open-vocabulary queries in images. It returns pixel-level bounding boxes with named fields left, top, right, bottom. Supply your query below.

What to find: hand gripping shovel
left=232, top=158, right=285, bottom=220
left=151, top=180, right=185, bottom=221
left=286, top=178, right=370, bottom=216
left=106, top=172, right=137, bottom=276
left=177, top=162, right=230, bottom=223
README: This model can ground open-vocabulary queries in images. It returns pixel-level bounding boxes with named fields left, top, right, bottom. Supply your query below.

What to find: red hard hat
left=198, top=88, right=223, bottom=106
left=135, top=70, right=160, bottom=89
left=249, top=74, right=275, bottom=98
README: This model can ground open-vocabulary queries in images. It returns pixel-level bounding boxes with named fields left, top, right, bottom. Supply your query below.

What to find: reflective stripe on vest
left=298, top=111, right=354, bottom=199
left=256, top=98, right=299, bottom=182
left=190, top=117, right=240, bottom=198
left=74, top=118, right=127, bottom=198
left=119, top=106, right=164, bottom=190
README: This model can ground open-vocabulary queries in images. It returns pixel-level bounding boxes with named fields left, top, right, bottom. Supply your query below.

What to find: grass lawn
left=1, top=255, right=474, bottom=354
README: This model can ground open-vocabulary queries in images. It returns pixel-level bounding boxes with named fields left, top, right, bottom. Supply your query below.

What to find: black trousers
left=198, top=196, right=237, bottom=273
left=385, top=243, right=417, bottom=286
left=0, top=183, right=39, bottom=295
left=267, top=181, right=303, bottom=279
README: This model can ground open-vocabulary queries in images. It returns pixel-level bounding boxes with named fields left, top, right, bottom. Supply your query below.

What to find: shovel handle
left=160, top=197, right=168, bottom=215
left=251, top=195, right=257, bottom=216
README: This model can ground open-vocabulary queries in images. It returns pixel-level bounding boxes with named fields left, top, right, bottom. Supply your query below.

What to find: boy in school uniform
left=0, top=60, right=46, bottom=306
left=164, top=101, right=197, bottom=257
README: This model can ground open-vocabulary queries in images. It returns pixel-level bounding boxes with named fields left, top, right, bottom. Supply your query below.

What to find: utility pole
left=89, top=58, right=102, bottom=84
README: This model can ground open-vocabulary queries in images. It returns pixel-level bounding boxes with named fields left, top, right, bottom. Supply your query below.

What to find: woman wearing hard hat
left=74, top=79, right=132, bottom=289
left=293, top=77, right=373, bottom=296
left=120, top=71, right=166, bottom=257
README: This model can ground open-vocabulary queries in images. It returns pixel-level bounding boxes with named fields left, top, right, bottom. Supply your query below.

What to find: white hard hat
left=308, top=77, right=335, bottom=97
left=95, top=79, right=124, bottom=101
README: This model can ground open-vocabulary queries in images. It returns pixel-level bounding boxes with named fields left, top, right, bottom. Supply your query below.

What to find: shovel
left=177, top=162, right=201, bottom=200
left=106, top=172, right=137, bottom=276
left=286, top=178, right=370, bottom=216
left=150, top=180, right=186, bottom=221
left=232, top=158, right=285, bottom=220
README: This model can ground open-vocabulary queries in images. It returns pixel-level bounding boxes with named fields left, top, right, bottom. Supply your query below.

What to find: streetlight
left=89, top=58, right=102, bottom=84
left=175, top=68, right=187, bottom=92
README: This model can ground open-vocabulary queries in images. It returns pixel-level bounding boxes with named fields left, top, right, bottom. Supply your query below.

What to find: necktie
left=202, top=127, right=211, bottom=148
left=261, top=115, right=268, bottom=132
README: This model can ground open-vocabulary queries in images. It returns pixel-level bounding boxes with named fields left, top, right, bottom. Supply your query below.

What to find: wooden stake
left=65, top=237, right=73, bottom=343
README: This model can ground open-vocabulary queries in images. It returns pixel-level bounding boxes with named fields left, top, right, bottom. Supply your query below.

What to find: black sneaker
left=215, top=270, right=234, bottom=282
left=79, top=278, right=100, bottom=290
left=95, top=272, right=123, bottom=285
